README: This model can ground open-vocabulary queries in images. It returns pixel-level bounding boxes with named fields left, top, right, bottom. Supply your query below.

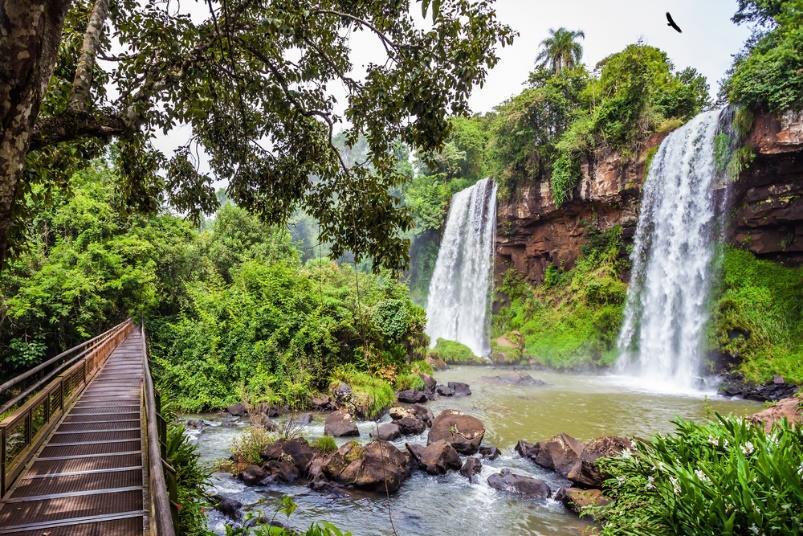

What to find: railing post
left=1, top=426, right=6, bottom=497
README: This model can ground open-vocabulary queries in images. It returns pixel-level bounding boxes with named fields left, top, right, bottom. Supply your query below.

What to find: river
left=190, top=367, right=759, bottom=536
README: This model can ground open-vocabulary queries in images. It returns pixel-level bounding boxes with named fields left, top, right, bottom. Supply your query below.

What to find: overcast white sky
left=151, top=0, right=752, bottom=173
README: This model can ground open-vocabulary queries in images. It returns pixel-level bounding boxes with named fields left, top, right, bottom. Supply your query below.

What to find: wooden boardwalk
left=0, top=329, right=148, bottom=535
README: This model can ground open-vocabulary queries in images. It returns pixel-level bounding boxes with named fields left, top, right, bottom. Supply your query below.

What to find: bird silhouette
left=666, top=12, right=682, bottom=33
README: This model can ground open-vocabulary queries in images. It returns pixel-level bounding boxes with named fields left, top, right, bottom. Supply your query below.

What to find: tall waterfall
left=616, top=110, right=725, bottom=392
left=426, top=178, right=497, bottom=357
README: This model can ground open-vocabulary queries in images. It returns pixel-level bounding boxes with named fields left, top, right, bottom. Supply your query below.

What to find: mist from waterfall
left=616, top=109, right=726, bottom=393
left=426, top=178, right=497, bottom=357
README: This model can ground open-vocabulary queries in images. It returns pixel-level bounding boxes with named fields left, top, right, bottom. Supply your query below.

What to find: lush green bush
left=595, top=416, right=803, bottom=535
left=310, top=435, right=338, bottom=454
left=166, top=425, right=211, bottom=536
left=493, top=226, right=627, bottom=368
left=429, top=338, right=485, bottom=364
left=394, top=371, right=426, bottom=390
left=329, top=365, right=395, bottom=418
left=710, top=247, right=803, bottom=384
left=725, top=0, right=803, bottom=111
left=231, top=426, right=276, bottom=465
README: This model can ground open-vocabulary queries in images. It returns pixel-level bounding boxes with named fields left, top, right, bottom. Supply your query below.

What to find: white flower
left=694, top=469, right=710, bottom=482
left=741, top=441, right=755, bottom=456
left=749, top=524, right=760, bottom=535
left=620, top=448, right=632, bottom=459
left=707, top=436, right=720, bottom=447
left=617, top=476, right=626, bottom=486
left=669, top=476, right=680, bottom=494
left=797, top=463, right=803, bottom=477
left=646, top=476, right=655, bottom=490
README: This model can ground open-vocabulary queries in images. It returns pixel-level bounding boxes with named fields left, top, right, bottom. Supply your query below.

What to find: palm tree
left=536, top=28, right=585, bottom=74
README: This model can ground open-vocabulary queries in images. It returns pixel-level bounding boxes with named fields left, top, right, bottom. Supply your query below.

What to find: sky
left=149, top=0, right=753, bottom=174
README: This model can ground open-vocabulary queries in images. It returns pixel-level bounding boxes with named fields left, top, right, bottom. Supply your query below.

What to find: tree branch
left=30, top=110, right=129, bottom=150
left=69, top=0, right=110, bottom=113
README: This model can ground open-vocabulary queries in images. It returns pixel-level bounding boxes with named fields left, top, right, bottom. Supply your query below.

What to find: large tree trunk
left=0, top=0, right=72, bottom=267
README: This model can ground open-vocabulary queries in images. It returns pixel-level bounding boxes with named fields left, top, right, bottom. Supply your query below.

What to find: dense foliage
left=493, top=226, right=628, bottom=368
left=724, top=0, right=803, bottom=111
left=596, top=416, right=803, bottom=535
left=429, top=338, right=486, bottom=365
left=710, top=247, right=803, bottom=384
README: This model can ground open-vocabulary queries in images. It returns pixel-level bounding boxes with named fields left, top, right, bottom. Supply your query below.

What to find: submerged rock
left=487, top=469, right=550, bottom=499
left=291, top=412, right=313, bottom=426
left=373, top=422, right=401, bottom=441
left=397, top=389, right=429, bottom=404
left=227, top=403, right=248, bottom=417
left=460, top=457, right=483, bottom=481
left=568, top=436, right=632, bottom=487
left=323, top=440, right=411, bottom=492
left=555, top=487, right=610, bottom=515
left=718, top=373, right=798, bottom=402
left=428, top=410, right=485, bottom=454
left=483, top=373, right=546, bottom=386
left=479, top=445, right=501, bottom=460
left=448, top=382, right=472, bottom=396
left=213, top=495, right=243, bottom=520
left=435, top=384, right=454, bottom=397
left=406, top=440, right=461, bottom=475
left=324, top=410, right=360, bottom=437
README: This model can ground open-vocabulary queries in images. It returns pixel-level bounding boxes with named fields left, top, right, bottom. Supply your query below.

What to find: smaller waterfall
left=616, top=109, right=726, bottom=392
left=426, top=178, right=497, bottom=357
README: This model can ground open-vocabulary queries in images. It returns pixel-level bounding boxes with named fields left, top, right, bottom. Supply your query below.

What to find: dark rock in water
left=448, top=382, right=471, bottom=396
left=262, top=438, right=315, bottom=475
left=427, top=355, right=448, bottom=371
left=718, top=373, right=798, bottom=401
left=213, top=495, right=242, bottom=520
left=397, top=389, right=429, bottom=404
left=521, top=433, right=585, bottom=478
left=227, top=403, right=248, bottom=417
left=435, top=384, right=454, bottom=397
left=307, top=454, right=330, bottom=490
left=483, top=373, right=546, bottom=386
left=555, top=487, right=610, bottom=515
left=406, top=440, right=461, bottom=475
left=389, top=404, right=433, bottom=427
left=479, top=445, right=501, bottom=460
left=373, top=422, right=401, bottom=441
left=323, top=440, right=412, bottom=492
left=249, top=413, right=277, bottom=431
left=396, top=416, right=426, bottom=436
left=312, top=394, right=335, bottom=411
left=263, top=459, right=300, bottom=483
left=515, top=440, right=538, bottom=459
left=333, top=382, right=353, bottom=405
left=488, top=469, right=550, bottom=499
left=460, top=457, right=483, bottom=481
left=239, top=464, right=268, bottom=486
left=568, top=436, right=632, bottom=487
left=291, top=412, right=313, bottom=426
left=428, top=410, right=485, bottom=454
left=420, top=374, right=437, bottom=392
left=185, top=419, right=206, bottom=430
left=324, top=410, right=360, bottom=437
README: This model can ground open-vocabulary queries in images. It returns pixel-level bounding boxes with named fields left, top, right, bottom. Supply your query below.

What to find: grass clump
left=310, top=435, right=338, bottom=453
left=231, top=426, right=275, bottom=465
left=595, top=416, right=803, bottom=535
left=430, top=339, right=485, bottom=365
left=493, top=225, right=627, bottom=369
left=710, top=247, right=803, bottom=384
left=329, top=366, right=394, bottom=419
left=394, top=371, right=425, bottom=391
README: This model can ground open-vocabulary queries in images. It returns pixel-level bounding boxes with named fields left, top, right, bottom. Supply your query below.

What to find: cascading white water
left=616, top=109, right=725, bottom=393
left=426, top=178, right=497, bottom=357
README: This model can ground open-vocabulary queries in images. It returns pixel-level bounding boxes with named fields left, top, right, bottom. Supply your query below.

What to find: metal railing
left=0, top=319, right=134, bottom=496
left=141, top=324, right=177, bottom=536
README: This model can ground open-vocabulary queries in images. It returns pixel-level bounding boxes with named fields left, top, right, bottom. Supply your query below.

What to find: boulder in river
left=323, top=440, right=411, bottom=492
left=261, top=438, right=315, bottom=475
left=239, top=464, right=268, bottom=486
left=262, top=458, right=300, bottom=483
left=718, top=373, right=798, bottom=401
left=406, top=440, right=461, bottom=475
left=373, top=422, right=401, bottom=441
left=748, top=396, right=802, bottom=431
left=479, top=445, right=501, bottom=460
left=397, top=389, right=429, bottom=403
left=324, top=410, right=360, bottom=437
left=448, top=382, right=471, bottom=396
left=487, top=469, right=551, bottom=499
left=213, top=495, right=243, bottom=520
left=332, top=382, right=353, bottom=405
left=567, top=436, right=632, bottom=487
left=227, top=403, right=248, bottom=417
left=460, top=457, right=482, bottom=481
left=555, top=487, right=611, bottom=515
left=435, top=384, right=454, bottom=397
left=291, top=412, right=313, bottom=426
left=389, top=404, right=433, bottom=426
left=426, top=354, right=448, bottom=371
left=420, top=374, right=437, bottom=392
left=311, top=394, right=335, bottom=411
left=396, top=416, right=427, bottom=436
left=428, top=410, right=485, bottom=454
left=520, top=433, right=585, bottom=477
left=482, top=373, right=546, bottom=386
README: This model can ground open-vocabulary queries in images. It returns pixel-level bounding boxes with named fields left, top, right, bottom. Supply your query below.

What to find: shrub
left=394, top=371, right=425, bottom=391
left=165, top=425, right=210, bottom=536
left=231, top=426, right=275, bottom=465
left=595, top=416, right=803, bottom=535
left=329, top=366, right=395, bottom=419
left=430, top=339, right=485, bottom=364
left=310, top=435, right=338, bottom=453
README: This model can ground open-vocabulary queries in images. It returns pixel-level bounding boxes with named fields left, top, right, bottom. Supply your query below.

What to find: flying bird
left=666, top=12, right=682, bottom=33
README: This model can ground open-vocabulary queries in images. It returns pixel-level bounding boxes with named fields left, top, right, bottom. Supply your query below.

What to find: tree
left=535, top=27, right=585, bottom=74
left=0, top=0, right=514, bottom=270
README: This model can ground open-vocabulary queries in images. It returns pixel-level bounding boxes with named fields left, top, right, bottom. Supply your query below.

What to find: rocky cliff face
left=496, top=112, right=803, bottom=284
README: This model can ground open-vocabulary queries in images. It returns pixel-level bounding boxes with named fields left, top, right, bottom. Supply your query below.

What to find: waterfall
left=616, top=109, right=726, bottom=392
left=425, top=178, right=497, bottom=357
